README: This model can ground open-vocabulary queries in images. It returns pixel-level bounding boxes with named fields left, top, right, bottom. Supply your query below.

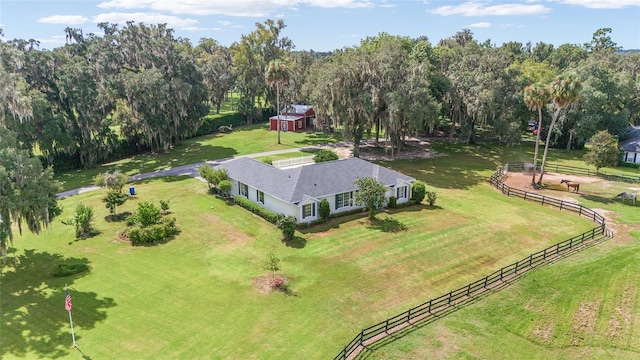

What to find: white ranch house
left=214, top=157, right=415, bottom=223
left=620, top=125, right=640, bottom=164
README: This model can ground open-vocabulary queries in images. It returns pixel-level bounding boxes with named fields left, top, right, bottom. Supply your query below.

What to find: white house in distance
left=620, top=125, right=640, bottom=164
left=214, top=157, right=415, bottom=223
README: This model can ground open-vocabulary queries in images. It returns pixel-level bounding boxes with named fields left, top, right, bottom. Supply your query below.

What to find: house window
left=396, top=186, right=407, bottom=199
left=298, top=120, right=303, bottom=128
left=257, top=190, right=264, bottom=204
left=335, top=192, right=353, bottom=209
left=239, top=183, right=248, bottom=197
left=303, top=203, right=315, bottom=219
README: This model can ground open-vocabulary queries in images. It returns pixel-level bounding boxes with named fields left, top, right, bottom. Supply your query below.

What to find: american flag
left=65, top=288, right=73, bottom=312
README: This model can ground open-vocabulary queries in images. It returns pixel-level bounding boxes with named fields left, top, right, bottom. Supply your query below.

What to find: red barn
left=269, top=105, right=315, bottom=132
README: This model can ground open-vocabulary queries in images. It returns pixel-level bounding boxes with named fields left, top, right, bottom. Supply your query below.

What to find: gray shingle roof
left=620, top=138, right=640, bottom=152
left=216, top=157, right=415, bottom=204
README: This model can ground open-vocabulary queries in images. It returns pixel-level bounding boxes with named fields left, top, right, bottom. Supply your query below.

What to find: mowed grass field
left=54, top=123, right=340, bottom=192
left=363, top=147, right=640, bottom=359
left=3, top=131, right=639, bottom=359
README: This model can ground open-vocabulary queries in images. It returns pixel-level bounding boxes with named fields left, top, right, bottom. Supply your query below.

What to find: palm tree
left=265, top=59, right=290, bottom=144
left=537, top=73, right=582, bottom=185
left=523, top=83, right=552, bottom=184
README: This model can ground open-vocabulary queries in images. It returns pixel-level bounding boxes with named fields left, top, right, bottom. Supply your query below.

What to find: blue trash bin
left=129, top=186, right=135, bottom=195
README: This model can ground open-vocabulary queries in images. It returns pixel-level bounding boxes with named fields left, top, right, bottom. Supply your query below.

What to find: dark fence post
left=529, top=254, right=533, bottom=266
left=500, top=267, right=504, bottom=280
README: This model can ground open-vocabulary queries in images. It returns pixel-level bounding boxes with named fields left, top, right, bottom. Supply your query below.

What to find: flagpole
left=68, top=310, right=77, bottom=347
left=65, top=284, right=77, bottom=347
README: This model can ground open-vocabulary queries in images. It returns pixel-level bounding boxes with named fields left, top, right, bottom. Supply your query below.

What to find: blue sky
left=1, top=0, right=639, bottom=51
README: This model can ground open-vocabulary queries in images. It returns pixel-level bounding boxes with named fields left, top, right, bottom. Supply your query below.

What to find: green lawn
left=54, top=124, right=341, bottom=192
left=4, top=135, right=639, bottom=359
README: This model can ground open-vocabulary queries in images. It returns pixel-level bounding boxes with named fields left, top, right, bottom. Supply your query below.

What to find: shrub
left=262, top=157, right=273, bottom=165
left=313, top=149, right=339, bottom=163
left=94, top=169, right=129, bottom=192
left=388, top=196, right=397, bottom=208
left=198, top=165, right=216, bottom=190
left=234, top=196, right=279, bottom=223
left=318, top=199, right=330, bottom=222
left=276, top=215, right=297, bottom=241
left=53, top=263, right=89, bottom=277
left=411, top=181, right=426, bottom=204
left=195, top=112, right=245, bottom=136
left=61, top=203, right=95, bottom=239
left=159, top=200, right=170, bottom=214
left=426, top=191, right=437, bottom=206
left=103, top=190, right=128, bottom=214
left=125, top=214, right=137, bottom=226
left=134, top=202, right=162, bottom=227
left=128, top=217, right=179, bottom=246
left=218, top=180, right=232, bottom=198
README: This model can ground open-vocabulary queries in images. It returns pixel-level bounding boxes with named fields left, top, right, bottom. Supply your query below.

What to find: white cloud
left=180, top=26, right=222, bottom=31
left=431, top=1, right=550, bottom=16
left=38, top=15, right=89, bottom=25
left=556, top=0, right=639, bottom=9
left=97, top=0, right=371, bottom=17
left=36, top=35, right=67, bottom=44
left=469, top=22, right=491, bottom=28
left=92, top=12, right=198, bottom=28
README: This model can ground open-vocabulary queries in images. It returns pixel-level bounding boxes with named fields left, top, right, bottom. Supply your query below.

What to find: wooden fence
left=333, top=163, right=611, bottom=360
left=541, top=162, right=640, bottom=183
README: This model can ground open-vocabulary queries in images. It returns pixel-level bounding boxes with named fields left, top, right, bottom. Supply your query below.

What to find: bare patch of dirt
left=607, top=285, right=637, bottom=339
left=253, top=275, right=290, bottom=294
left=502, top=171, right=635, bottom=245
left=202, top=213, right=253, bottom=248
left=571, top=300, right=601, bottom=345
left=532, top=322, right=555, bottom=343
left=503, top=171, right=600, bottom=194
left=329, top=138, right=442, bottom=161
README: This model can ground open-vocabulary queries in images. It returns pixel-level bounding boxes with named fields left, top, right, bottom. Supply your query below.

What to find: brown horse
left=560, top=179, right=580, bottom=193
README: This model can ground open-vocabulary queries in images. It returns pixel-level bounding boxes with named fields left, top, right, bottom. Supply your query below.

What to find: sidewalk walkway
left=56, top=146, right=322, bottom=199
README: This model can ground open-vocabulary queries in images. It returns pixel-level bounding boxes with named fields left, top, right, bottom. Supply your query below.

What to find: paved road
left=56, top=147, right=323, bottom=199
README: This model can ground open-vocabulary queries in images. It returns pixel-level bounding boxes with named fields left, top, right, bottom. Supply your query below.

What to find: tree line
left=2, top=22, right=638, bottom=167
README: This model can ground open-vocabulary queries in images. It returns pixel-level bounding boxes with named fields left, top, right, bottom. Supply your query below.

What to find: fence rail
left=490, top=163, right=606, bottom=224
left=272, top=156, right=315, bottom=168
left=333, top=163, right=611, bottom=360
left=541, top=162, right=640, bottom=183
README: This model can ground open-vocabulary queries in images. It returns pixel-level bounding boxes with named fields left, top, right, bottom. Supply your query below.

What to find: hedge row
left=40, top=109, right=273, bottom=173
left=234, top=196, right=280, bottom=224
left=195, top=112, right=246, bottom=137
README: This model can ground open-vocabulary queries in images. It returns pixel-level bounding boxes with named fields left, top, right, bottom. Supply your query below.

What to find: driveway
left=56, top=147, right=321, bottom=199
